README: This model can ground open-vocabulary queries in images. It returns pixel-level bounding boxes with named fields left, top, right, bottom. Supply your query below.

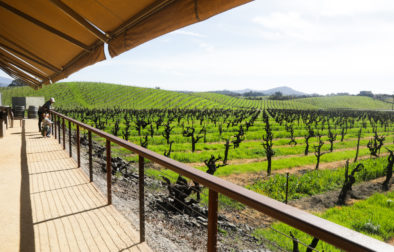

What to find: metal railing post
left=76, top=125, right=80, bottom=167
left=68, top=120, right=72, bottom=157
left=88, top=131, right=93, bottom=182
left=62, top=117, right=65, bottom=149
left=207, top=189, right=218, bottom=252
left=58, top=117, right=61, bottom=144
left=106, top=139, right=112, bottom=205
left=54, top=114, right=57, bottom=139
left=139, top=155, right=145, bottom=243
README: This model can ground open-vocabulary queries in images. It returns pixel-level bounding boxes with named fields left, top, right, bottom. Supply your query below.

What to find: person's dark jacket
left=38, top=100, right=52, bottom=114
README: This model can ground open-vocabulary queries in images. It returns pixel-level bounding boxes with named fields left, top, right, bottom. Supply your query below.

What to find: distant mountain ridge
left=261, top=86, right=307, bottom=96
left=217, top=86, right=308, bottom=96
left=0, top=76, right=13, bottom=87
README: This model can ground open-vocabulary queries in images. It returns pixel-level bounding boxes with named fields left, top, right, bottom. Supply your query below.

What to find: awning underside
left=0, top=0, right=251, bottom=89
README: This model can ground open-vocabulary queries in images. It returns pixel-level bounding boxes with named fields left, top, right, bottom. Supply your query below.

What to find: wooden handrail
left=50, top=110, right=393, bottom=252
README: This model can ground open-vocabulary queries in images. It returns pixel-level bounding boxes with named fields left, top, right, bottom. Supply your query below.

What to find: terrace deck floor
left=0, top=119, right=151, bottom=252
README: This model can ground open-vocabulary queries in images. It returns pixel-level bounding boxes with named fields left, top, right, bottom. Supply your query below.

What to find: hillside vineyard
left=1, top=82, right=392, bottom=110
left=1, top=82, right=393, bottom=250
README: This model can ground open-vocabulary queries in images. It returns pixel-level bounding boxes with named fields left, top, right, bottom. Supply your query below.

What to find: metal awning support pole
left=0, top=53, right=47, bottom=80
left=0, top=61, right=41, bottom=86
left=49, top=0, right=110, bottom=43
left=0, top=35, right=61, bottom=73
left=0, top=1, right=91, bottom=52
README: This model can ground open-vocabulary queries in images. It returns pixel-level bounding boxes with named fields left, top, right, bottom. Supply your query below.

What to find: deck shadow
left=20, top=120, right=35, bottom=252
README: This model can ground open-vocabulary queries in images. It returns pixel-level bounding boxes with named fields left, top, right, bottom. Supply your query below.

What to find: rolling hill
left=222, top=86, right=308, bottom=96
left=260, top=86, right=307, bottom=96
left=0, top=82, right=392, bottom=110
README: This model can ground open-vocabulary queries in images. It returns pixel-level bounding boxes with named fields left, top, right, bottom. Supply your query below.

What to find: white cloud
left=63, top=0, right=394, bottom=94
left=252, top=7, right=394, bottom=45
left=253, top=12, right=316, bottom=40
left=318, top=0, right=394, bottom=17
left=269, top=0, right=394, bottom=17
left=171, top=30, right=206, bottom=38
left=199, top=42, right=214, bottom=52
left=253, top=12, right=313, bottom=31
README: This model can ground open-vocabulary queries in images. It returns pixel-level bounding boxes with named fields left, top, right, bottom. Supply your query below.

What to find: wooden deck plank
left=0, top=119, right=152, bottom=252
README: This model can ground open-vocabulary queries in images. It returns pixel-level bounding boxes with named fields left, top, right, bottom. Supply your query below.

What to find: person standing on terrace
left=38, top=97, right=55, bottom=132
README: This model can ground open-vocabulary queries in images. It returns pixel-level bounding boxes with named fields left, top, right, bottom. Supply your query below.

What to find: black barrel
left=13, top=105, right=25, bottom=118
left=28, top=105, right=38, bottom=118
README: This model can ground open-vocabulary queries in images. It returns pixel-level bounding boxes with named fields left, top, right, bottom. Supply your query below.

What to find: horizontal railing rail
left=50, top=110, right=393, bottom=252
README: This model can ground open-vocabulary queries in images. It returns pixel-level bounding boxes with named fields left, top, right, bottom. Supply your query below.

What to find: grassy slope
left=0, top=82, right=223, bottom=109
left=254, top=191, right=394, bottom=251
left=0, top=82, right=392, bottom=110
left=297, top=95, right=393, bottom=110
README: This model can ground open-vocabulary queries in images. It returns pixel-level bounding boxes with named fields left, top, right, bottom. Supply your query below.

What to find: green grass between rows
left=253, top=191, right=394, bottom=251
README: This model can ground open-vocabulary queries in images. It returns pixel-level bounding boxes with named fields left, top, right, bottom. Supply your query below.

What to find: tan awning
left=0, top=0, right=251, bottom=89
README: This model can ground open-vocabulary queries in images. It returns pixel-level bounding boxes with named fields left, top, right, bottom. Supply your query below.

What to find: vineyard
left=53, top=105, right=394, bottom=251
left=1, top=82, right=394, bottom=250
left=1, top=82, right=393, bottom=110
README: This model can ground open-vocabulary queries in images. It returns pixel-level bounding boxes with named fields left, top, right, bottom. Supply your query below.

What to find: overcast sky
left=1, top=0, right=393, bottom=95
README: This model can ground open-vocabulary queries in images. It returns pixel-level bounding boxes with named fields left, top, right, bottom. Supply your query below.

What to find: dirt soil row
left=223, top=177, right=393, bottom=229
left=223, top=153, right=390, bottom=187
left=188, top=145, right=373, bottom=167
